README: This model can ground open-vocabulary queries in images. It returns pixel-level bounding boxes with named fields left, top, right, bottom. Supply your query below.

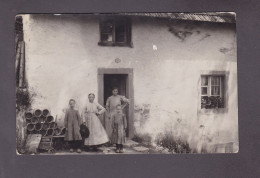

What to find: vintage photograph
left=15, top=13, right=238, bottom=155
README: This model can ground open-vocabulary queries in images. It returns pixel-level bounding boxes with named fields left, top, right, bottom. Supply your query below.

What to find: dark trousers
left=68, top=141, right=81, bottom=149
left=116, top=144, right=123, bottom=150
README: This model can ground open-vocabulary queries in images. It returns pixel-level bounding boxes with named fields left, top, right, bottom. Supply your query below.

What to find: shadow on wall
left=167, top=21, right=211, bottom=42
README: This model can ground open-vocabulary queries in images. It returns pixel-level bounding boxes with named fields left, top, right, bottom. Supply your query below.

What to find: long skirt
left=111, top=124, right=126, bottom=144
left=104, top=111, right=115, bottom=142
left=84, top=113, right=109, bottom=146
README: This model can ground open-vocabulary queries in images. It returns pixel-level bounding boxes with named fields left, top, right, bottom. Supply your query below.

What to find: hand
left=96, top=113, right=100, bottom=116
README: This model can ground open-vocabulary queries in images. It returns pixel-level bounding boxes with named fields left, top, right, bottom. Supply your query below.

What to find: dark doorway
left=98, top=68, right=134, bottom=138
left=104, top=74, right=128, bottom=105
left=104, top=74, right=129, bottom=136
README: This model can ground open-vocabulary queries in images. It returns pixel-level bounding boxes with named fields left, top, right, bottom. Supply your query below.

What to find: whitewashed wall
left=23, top=14, right=238, bottom=152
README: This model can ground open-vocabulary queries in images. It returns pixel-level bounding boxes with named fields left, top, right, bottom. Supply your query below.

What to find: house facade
left=21, top=13, right=238, bottom=153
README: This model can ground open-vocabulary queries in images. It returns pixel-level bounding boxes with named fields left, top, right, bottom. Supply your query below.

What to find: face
left=88, top=95, right=95, bottom=102
left=112, top=89, right=118, bottom=96
left=69, top=101, right=75, bottom=108
left=116, top=106, right=122, bottom=113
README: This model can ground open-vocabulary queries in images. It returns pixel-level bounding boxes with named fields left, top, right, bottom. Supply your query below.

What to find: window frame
left=198, top=71, right=229, bottom=115
left=98, top=16, right=133, bottom=47
left=201, top=75, right=223, bottom=98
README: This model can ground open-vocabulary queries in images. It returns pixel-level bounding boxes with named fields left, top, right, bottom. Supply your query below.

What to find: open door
left=104, top=74, right=127, bottom=106
left=98, top=68, right=134, bottom=138
left=104, top=74, right=129, bottom=135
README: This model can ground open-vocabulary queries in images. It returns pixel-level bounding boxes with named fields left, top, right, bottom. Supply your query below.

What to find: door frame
left=98, top=68, right=134, bottom=138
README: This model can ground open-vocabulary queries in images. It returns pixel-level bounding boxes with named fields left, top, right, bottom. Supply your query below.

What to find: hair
left=88, top=93, right=95, bottom=97
left=112, top=87, right=118, bottom=91
left=69, top=99, right=75, bottom=103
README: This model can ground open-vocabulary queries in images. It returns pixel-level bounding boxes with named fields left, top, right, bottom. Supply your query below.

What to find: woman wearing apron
left=83, top=93, right=109, bottom=151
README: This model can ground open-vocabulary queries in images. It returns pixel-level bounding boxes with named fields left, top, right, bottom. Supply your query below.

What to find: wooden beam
left=15, top=34, right=19, bottom=53
left=15, top=42, right=21, bottom=80
left=19, top=41, right=25, bottom=88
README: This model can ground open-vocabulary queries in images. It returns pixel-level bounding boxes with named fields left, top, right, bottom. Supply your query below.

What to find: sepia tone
left=16, top=13, right=238, bottom=154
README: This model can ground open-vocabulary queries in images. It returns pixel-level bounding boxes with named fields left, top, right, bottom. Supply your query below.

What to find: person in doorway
left=64, top=99, right=82, bottom=153
left=111, top=104, right=127, bottom=153
left=105, top=87, right=129, bottom=143
left=83, top=93, right=109, bottom=151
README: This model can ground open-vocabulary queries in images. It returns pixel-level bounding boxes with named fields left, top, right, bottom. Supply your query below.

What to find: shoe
left=119, top=149, right=124, bottom=153
left=104, top=143, right=110, bottom=147
left=85, top=147, right=90, bottom=152
left=77, top=149, right=82, bottom=153
left=69, top=149, right=74, bottom=152
left=116, top=149, right=120, bottom=153
left=92, top=147, right=98, bottom=152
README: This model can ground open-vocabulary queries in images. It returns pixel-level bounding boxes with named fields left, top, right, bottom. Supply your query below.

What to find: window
left=98, top=16, right=132, bottom=47
left=201, top=75, right=225, bottom=109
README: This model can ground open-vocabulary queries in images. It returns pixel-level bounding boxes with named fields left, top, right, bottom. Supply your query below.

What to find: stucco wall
left=22, top=14, right=238, bottom=152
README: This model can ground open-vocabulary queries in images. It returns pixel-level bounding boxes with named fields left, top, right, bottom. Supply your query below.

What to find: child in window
left=111, top=104, right=127, bottom=153
left=64, top=99, right=82, bottom=153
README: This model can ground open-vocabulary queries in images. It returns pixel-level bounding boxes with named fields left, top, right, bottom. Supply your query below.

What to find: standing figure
left=64, top=99, right=82, bottom=153
left=105, top=87, right=129, bottom=142
left=111, top=104, right=127, bottom=153
left=83, top=93, right=109, bottom=151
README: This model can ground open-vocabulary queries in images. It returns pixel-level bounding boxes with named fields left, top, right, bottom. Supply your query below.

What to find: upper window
left=98, top=16, right=132, bottom=47
left=201, top=75, right=225, bottom=109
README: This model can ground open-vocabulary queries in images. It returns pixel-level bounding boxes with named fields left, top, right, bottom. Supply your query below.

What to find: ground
left=38, top=139, right=175, bottom=155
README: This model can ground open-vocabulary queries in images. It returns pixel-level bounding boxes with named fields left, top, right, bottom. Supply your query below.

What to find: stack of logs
left=25, top=109, right=66, bottom=137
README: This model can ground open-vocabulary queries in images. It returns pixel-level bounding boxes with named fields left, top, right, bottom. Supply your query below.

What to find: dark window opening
left=98, top=16, right=132, bottom=47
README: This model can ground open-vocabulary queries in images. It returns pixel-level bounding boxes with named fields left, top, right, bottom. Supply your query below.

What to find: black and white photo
left=15, top=13, right=238, bottom=154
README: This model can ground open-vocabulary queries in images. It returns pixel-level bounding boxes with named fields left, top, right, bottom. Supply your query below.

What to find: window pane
left=101, top=20, right=113, bottom=33
left=211, top=86, right=220, bottom=95
left=211, top=76, right=220, bottom=85
left=201, top=87, right=208, bottom=95
left=115, top=21, right=126, bottom=42
left=101, top=34, right=113, bottom=42
left=201, top=76, right=208, bottom=86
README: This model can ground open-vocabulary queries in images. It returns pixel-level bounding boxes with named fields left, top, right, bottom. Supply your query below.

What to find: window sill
left=198, top=108, right=228, bottom=115
left=98, top=41, right=133, bottom=48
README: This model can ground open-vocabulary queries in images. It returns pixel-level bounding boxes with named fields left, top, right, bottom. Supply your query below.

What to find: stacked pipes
left=25, top=109, right=66, bottom=137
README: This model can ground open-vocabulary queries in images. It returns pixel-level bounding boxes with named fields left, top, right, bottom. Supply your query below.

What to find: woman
left=105, top=87, right=129, bottom=142
left=83, top=93, right=109, bottom=151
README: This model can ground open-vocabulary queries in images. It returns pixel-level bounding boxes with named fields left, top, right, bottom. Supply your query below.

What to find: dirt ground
left=38, top=139, right=175, bottom=155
